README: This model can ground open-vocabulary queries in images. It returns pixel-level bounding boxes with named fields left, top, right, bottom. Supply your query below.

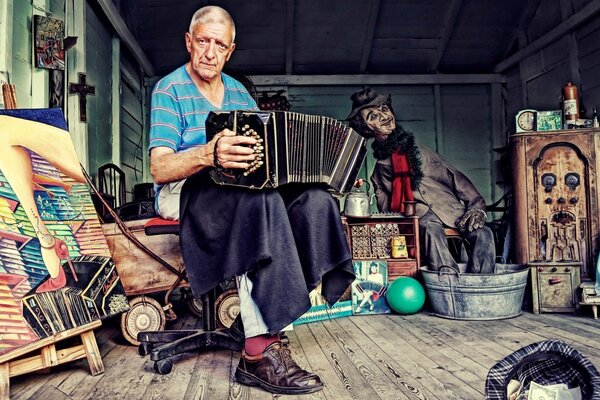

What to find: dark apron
left=179, top=171, right=355, bottom=334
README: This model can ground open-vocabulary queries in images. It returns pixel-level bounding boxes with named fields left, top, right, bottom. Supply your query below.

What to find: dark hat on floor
left=346, top=87, right=390, bottom=120
left=484, top=339, right=600, bottom=399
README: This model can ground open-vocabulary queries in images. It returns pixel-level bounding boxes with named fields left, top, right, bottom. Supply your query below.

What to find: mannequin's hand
left=456, top=209, right=486, bottom=232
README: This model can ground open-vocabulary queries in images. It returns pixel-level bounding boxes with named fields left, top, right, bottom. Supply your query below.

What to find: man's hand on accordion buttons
left=456, top=208, right=486, bottom=232
left=211, top=128, right=257, bottom=169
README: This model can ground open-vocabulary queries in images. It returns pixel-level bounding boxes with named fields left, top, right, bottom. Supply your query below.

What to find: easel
left=0, top=320, right=104, bottom=400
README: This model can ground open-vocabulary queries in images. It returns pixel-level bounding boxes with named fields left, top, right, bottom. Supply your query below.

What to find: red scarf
left=390, top=151, right=414, bottom=213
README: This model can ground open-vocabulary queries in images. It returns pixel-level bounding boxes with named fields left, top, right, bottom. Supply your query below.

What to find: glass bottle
left=563, top=82, right=580, bottom=121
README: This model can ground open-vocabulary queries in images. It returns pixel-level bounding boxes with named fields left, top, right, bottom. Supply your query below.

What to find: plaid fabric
left=485, top=339, right=600, bottom=399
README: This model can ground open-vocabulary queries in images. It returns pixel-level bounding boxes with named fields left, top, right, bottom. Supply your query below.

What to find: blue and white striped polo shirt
left=149, top=65, right=258, bottom=205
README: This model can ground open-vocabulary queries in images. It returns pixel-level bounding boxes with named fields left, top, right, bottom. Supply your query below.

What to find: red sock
left=244, top=334, right=280, bottom=356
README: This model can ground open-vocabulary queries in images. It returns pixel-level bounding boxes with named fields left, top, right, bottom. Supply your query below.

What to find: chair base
left=138, top=328, right=244, bottom=375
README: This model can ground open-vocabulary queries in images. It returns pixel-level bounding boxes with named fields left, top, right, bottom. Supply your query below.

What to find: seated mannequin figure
left=347, top=88, right=495, bottom=274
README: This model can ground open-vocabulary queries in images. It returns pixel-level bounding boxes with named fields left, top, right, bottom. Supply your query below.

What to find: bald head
left=189, top=6, right=236, bottom=42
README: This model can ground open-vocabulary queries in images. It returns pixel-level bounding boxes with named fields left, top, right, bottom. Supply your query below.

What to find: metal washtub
left=420, top=264, right=529, bottom=320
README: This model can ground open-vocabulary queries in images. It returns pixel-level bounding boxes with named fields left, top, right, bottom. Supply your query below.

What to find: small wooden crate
left=0, top=320, right=103, bottom=400
left=580, top=281, right=600, bottom=319
left=387, top=260, right=419, bottom=281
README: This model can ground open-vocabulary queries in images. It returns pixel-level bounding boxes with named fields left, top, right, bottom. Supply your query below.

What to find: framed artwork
left=0, top=109, right=128, bottom=357
left=33, top=15, right=65, bottom=70
left=351, top=260, right=390, bottom=315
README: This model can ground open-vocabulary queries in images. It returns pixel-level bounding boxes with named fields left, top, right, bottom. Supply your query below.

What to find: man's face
left=185, top=20, right=236, bottom=83
left=359, top=104, right=396, bottom=140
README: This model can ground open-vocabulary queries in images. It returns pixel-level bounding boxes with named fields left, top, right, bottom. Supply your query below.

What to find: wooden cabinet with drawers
left=343, top=214, right=420, bottom=281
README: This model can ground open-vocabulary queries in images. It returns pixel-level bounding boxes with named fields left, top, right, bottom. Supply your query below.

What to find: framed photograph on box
left=536, top=110, right=563, bottom=131
left=352, top=260, right=390, bottom=315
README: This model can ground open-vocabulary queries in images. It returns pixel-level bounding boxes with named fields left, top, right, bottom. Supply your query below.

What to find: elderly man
left=347, top=88, right=495, bottom=274
left=149, top=6, right=354, bottom=394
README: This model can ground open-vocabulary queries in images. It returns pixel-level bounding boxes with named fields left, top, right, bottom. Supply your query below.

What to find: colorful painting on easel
left=34, top=15, right=65, bottom=70
left=0, top=109, right=128, bottom=357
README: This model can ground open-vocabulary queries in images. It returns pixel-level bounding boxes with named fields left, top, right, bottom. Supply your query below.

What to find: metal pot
left=344, top=185, right=375, bottom=217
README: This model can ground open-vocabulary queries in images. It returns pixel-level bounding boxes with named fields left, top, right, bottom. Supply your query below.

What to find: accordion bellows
left=206, top=110, right=367, bottom=194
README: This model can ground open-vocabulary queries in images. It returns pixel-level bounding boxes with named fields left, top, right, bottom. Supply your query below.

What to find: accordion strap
left=213, top=136, right=224, bottom=168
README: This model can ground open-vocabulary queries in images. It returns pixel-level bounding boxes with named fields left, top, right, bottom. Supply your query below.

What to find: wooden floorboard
left=8, top=311, right=600, bottom=400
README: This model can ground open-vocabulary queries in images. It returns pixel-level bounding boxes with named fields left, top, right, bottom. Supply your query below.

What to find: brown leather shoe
left=235, top=342, right=324, bottom=394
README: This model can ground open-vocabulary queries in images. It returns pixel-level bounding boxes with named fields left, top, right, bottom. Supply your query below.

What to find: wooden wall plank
left=86, top=1, right=114, bottom=179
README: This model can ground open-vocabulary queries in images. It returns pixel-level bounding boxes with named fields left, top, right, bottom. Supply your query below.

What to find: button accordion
left=206, top=110, right=367, bottom=194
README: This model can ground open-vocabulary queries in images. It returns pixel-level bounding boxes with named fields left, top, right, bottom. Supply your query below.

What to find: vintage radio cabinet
left=512, top=129, right=600, bottom=312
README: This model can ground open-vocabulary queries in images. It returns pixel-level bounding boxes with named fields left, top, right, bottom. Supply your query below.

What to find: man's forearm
left=151, top=145, right=213, bottom=184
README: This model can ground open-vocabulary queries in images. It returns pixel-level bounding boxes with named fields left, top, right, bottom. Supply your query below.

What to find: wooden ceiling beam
left=97, top=0, right=155, bottom=76
left=431, top=0, right=463, bottom=72
left=285, top=0, right=295, bottom=74
left=250, top=74, right=505, bottom=86
left=494, top=0, right=600, bottom=72
left=499, top=0, right=540, bottom=61
left=358, top=0, right=381, bottom=73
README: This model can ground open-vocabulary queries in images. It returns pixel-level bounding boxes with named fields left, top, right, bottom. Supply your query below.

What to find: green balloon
left=386, top=277, right=426, bottom=314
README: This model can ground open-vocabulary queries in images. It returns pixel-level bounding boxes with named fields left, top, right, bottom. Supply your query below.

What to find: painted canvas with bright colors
left=0, top=109, right=128, bottom=357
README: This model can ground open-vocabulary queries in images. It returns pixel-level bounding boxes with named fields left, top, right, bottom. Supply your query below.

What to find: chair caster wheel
left=154, top=358, right=173, bottom=375
left=139, top=342, right=153, bottom=356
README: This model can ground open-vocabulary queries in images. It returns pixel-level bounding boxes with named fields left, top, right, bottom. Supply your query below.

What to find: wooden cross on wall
left=69, top=73, right=95, bottom=122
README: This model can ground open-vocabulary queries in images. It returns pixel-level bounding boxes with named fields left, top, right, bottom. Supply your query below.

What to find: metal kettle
left=344, top=183, right=375, bottom=217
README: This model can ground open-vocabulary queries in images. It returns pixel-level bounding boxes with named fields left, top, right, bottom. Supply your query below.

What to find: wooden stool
left=0, top=320, right=104, bottom=400
left=444, top=228, right=469, bottom=262
left=580, top=302, right=599, bottom=319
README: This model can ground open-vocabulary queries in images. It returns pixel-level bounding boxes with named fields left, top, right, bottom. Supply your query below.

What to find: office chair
left=137, top=217, right=244, bottom=375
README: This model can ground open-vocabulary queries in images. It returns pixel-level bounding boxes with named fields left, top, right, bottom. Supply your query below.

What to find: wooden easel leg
left=592, top=305, right=598, bottom=320
left=0, top=362, right=9, bottom=400
left=41, top=344, right=58, bottom=368
left=81, top=331, right=104, bottom=376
